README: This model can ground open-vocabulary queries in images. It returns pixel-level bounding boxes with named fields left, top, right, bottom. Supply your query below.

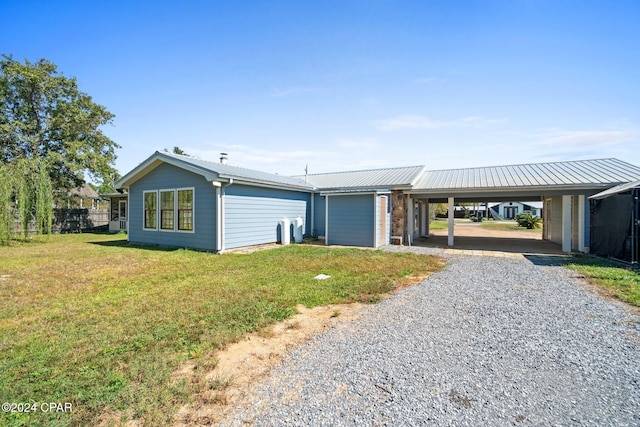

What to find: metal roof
left=589, top=179, right=640, bottom=199
left=413, top=158, right=640, bottom=191
left=116, top=151, right=314, bottom=191
left=297, top=165, right=425, bottom=190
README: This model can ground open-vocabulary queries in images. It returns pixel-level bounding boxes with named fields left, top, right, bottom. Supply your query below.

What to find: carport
left=401, top=159, right=640, bottom=254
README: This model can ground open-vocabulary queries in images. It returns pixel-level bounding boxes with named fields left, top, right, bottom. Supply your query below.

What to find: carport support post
left=423, top=199, right=429, bottom=237
left=448, top=197, right=455, bottom=246
left=562, top=195, right=572, bottom=253
left=578, top=194, right=586, bottom=252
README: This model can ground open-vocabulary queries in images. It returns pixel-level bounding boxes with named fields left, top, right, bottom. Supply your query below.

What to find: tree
left=165, top=146, right=188, bottom=156
left=0, top=158, right=53, bottom=243
left=0, top=54, right=120, bottom=191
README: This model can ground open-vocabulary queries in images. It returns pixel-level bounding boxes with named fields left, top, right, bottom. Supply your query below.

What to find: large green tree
left=0, top=54, right=120, bottom=191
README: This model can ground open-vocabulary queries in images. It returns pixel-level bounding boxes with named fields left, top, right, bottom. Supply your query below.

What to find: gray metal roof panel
left=118, top=151, right=314, bottom=190
left=296, top=165, right=425, bottom=190
left=413, top=158, right=640, bottom=190
left=589, top=179, right=640, bottom=199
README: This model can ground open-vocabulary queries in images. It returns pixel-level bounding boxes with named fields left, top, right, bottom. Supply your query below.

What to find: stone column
left=391, top=190, right=405, bottom=244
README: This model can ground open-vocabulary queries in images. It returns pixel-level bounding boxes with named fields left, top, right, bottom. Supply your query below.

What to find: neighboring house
left=56, top=183, right=102, bottom=209
left=111, top=153, right=640, bottom=254
left=489, top=201, right=542, bottom=219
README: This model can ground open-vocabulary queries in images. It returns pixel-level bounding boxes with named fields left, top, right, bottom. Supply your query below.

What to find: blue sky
left=2, top=0, right=639, bottom=178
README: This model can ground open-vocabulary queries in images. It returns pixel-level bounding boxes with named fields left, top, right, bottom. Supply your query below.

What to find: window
left=143, top=188, right=194, bottom=232
left=160, top=190, right=175, bottom=230
left=177, top=189, right=193, bottom=231
left=143, top=191, right=157, bottom=229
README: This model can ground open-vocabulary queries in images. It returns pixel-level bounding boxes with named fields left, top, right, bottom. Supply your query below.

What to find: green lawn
left=565, top=255, right=640, bottom=307
left=479, top=220, right=541, bottom=233
left=429, top=218, right=540, bottom=233
left=0, top=233, right=442, bottom=426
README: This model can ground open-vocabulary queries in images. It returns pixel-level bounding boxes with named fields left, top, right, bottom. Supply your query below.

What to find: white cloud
left=535, top=128, right=639, bottom=148
left=375, top=114, right=507, bottom=131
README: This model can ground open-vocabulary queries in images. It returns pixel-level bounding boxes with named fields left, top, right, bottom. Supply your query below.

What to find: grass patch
left=429, top=218, right=541, bottom=233
left=0, top=233, right=442, bottom=426
left=565, top=255, right=640, bottom=307
left=479, top=220, right=541, bottom=233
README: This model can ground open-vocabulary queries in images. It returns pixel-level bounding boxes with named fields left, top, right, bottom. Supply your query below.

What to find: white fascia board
left=406, top=183, right=615, bottom=197
left=220, top=177, right=315, bottom=192
left=319, top=189, right=392, bottom=196
left=115, top=151, right=222, bottom=189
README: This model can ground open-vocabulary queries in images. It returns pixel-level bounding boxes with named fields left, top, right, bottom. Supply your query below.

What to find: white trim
left=448, top=197, right=455, bottom=247
left=217, top=178, right=313, bottom=193
left=159, top=188, right=176, bottom=232
left=320, top=190, right=392, bottom=196
left=216, top=186, right=222, bottom=252
left=116, top=153, right=220, bottom=189
left=325, top=195, right=329, bottom=245
left=143, top=190, right=158, bottom=231
left=176, top=187, right=195, bottom=234
left=578, top=194, right=585, bottom=252
left=562, top=195, right=572, bottom=253
left=374, top=194, right=378, bottom=248
left=221, top=187, right=226, bottom=251
left=310, top=192, right=315, bottom=236
left=407, top=195, right=413, bottom=245
left=425, top=200, right=430, bottom=237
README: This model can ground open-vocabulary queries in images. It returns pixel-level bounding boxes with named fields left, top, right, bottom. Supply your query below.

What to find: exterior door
left=379, top=196, right=387, bottom=246
left=504, top=206, right=518, bottom=219
left=543, top=198, right=552, bottom=240
left=119, top=200, right=127, bottom=231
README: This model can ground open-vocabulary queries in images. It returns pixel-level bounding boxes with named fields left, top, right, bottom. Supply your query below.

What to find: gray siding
left=224, top=185, right=310, bottom=249
left=313, top=193, right=326, bottom=237
left=128, top=163, right=217, bottom=251
left=327, top=194, right=375, bottom=247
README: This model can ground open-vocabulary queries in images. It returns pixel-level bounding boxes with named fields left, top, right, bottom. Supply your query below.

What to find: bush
left=515, top=211, right=541, bottom=229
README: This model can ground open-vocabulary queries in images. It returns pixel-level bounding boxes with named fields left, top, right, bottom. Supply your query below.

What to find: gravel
left=221, top=249, right=640, bottom=426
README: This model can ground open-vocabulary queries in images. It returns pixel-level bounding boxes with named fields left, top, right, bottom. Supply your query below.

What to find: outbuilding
left=589, top=179, right=640, bottom=264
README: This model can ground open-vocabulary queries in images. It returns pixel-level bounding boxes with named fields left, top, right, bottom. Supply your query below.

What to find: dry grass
left=0, top=233, right=443, bottom=426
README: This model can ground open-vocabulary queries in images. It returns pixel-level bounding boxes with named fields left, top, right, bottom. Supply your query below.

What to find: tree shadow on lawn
left=89, top=239, right=182, bottom=252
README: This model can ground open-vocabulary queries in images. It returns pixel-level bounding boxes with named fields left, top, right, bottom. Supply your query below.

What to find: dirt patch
left=170, top=268, right=441, bottom=426
left=170, top=302, right=368, bottom=426
left=432, top=222, right=542, bottom=239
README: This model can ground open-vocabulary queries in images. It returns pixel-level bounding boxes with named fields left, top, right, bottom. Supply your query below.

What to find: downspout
left=310, top=192, right=315, bottom=237
left=325, top=194, right=329, bottom=245
left=214, top=179, right=234, bottom=253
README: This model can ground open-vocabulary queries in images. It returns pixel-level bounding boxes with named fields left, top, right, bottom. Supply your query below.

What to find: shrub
left=515, top=211, right=541, bottom=229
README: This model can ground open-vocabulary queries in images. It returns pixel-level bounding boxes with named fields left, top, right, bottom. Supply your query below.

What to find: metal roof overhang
left=320, top=188, right=392, bottom=196
left=407, top=184, right=614, bottom=203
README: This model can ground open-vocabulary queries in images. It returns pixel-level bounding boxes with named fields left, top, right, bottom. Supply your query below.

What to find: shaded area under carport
left=413, top=225, right=563, bottom=255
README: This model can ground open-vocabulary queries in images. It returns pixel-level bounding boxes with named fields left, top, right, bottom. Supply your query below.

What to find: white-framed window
left=177, top=188, right=194, bottom=232
left=144, top=187, right=194, bottom=233
left=143, top=190, right=158, bottom=230
left=160, top=189, right=175, bottom=231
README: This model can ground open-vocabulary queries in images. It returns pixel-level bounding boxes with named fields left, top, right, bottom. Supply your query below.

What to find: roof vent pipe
left=220, top=153, right=228, bottom=165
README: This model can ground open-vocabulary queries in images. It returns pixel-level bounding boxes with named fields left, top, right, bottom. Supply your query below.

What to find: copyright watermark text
left=2, top=402, right=72, bottom=413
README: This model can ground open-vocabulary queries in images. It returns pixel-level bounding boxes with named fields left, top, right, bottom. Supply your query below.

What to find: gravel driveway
left=222, top=249, right=640, bottom=426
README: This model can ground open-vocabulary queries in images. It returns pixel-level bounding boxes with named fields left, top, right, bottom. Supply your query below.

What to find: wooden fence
left=12, top=209, right=109, bottom=234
